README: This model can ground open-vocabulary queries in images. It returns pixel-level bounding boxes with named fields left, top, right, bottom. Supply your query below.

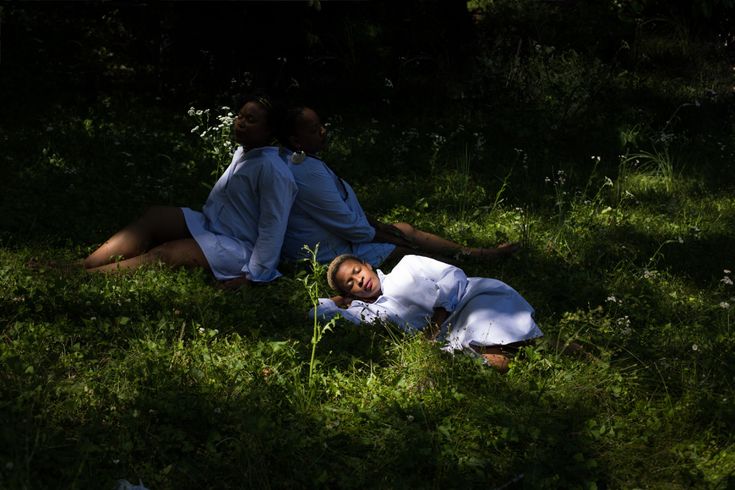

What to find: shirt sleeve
left=242, top=162, right=297, bottom=282
left=405, top=255, right=468, bottom=313
left=312, top=298, right=387, bottom=325
left=295, top=161, right=376, bottom=242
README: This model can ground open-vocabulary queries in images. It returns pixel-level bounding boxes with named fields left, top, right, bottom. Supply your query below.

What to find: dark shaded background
left=0, top=1, right=481, bottom=115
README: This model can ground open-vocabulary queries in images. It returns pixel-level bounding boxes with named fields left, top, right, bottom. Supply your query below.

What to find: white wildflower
left=692, top=344, right=698, bottom=351
left=720, top=302, right=730, bottom=309
left=722, top=276, right=734, bottom=286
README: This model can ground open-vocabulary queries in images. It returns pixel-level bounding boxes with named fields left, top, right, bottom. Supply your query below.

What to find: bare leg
left=86, top=238, right=209, bottom=274
left=390, top=222, right=519, bottom=260
left=84, top=206, right=190, bottom=269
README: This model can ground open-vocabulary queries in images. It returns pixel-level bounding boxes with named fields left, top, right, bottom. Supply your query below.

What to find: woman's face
left=290, top=107, right=327, bottom=155
left=335, top=258, right=381, bottom=300
left=234, top=101, right=271, bottom=148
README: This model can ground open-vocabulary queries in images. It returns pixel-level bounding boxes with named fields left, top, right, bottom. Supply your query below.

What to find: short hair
left=327, top=254, right=362, bottom=293
left=276, top=105, right=306, bottom=150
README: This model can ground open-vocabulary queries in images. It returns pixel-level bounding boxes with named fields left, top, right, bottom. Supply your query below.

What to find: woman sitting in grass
left=83, top=94, right=297, bottom=285
left=314, top=253, right=543, bottom=372
left=277, top=105, right=519, bottom=267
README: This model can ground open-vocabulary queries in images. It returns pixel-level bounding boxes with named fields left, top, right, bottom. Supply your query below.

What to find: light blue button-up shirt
left=283, top=154, right=386, bottom=264
left=190, top=146, right=297, bottom=281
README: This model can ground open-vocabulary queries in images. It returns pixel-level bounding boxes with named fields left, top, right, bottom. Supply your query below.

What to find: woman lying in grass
left=314, top=254, right=543, bottom=372
left=277, top=105, right=519, bottom=267
left=83, top=94, right=297, bottom=285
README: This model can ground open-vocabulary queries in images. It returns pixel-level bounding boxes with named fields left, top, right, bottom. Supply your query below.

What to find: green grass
left=2, top=14, right=735, bottom=490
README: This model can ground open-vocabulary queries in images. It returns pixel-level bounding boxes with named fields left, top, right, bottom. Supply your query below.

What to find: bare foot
left=481, top=353, right=511, bottom=374
left=466, top=242, right=521, bottom=260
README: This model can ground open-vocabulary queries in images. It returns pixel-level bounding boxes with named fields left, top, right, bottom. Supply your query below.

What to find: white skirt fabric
left=182, top=207, right=250, bottom=280
left=441, top=279, right=543, bottom=352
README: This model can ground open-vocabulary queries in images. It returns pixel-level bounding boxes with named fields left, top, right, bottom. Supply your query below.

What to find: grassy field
left=2, top=5, right=735, bottom=489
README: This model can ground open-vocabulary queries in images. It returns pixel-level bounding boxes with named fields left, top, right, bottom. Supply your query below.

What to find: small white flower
left=199, top=327, right=205, bottom=334
left=406, top=414, right=414, bottom=422
left=187, top=107, right=196, bottom=116
left=722, top=276, right=734, bottom=286
left=724, top=269, right=732, bottom=274
left=720, top=302, right=730, bottom=309
left=606, top=295, right=618, bottom=303
left=692, top=344, right=698, bottom=351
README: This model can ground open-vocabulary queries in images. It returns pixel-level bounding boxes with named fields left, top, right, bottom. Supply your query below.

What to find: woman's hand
left=425, top=307, right=449, bottom=340
left=369, top=218, right=416, bottom=248
left=331, top=295, right=353, bottom=308
left=218, top=275, right=252, bottom=290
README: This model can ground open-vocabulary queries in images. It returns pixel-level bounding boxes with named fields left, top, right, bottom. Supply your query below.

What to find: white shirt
left=314, top=255, right=542, bottom=350
left=282, top=154, right=393, bottom=265
left=184, top=146, right=297, bottom=281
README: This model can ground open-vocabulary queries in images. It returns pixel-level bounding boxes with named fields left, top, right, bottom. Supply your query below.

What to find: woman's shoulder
left=288, top=155, right=333, bottom=181
left=234, top=147, right=295, bottom=184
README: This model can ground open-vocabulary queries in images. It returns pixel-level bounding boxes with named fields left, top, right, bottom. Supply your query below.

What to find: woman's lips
left=364, top=279, right=372, bottom=292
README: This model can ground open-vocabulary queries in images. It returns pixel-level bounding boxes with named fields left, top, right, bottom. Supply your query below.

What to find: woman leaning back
left=83, top=94, right=297, bottom=286
left=276, top=105, right=519, bottom=267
